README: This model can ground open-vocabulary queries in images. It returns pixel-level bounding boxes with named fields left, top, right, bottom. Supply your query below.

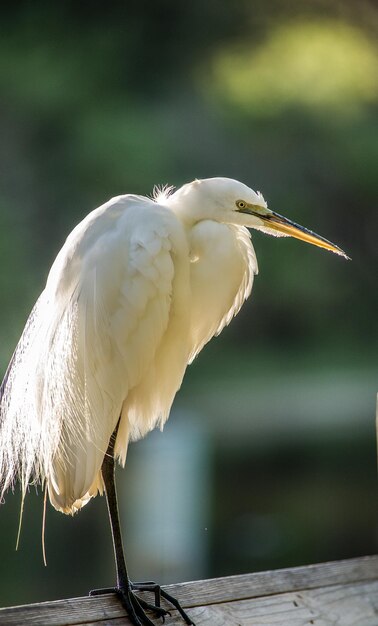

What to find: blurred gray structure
left=120, top=414, right=211, bottom=584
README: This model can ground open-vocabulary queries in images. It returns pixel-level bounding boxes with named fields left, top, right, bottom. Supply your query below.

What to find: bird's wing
left=0, top=195, right=189, bottom=513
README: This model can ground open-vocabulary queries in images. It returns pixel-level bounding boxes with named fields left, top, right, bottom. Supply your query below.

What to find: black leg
left=90, top=424, right=195, bottom=626
left=101, top=426, right=129, bottom=591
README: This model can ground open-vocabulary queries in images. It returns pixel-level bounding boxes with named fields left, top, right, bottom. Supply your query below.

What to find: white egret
left=0, top=177, right=347, bottom=625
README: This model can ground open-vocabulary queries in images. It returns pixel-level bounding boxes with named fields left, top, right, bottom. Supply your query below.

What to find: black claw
left=88, top=583, right=193, bottom=625
left=89, top=587, right=116, bottom=596
left=132, top=582, right=194, bottom=625
left=160, top=589, right=195, bottom=625
left=129, top=591, right=156, bottom=626
left=137, top=595, right=171, bottom=619
left=132, top=581, right=162, bottom=609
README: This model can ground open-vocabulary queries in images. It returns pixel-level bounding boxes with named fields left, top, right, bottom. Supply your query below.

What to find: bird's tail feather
left=0, top=288, right=105, bottom=508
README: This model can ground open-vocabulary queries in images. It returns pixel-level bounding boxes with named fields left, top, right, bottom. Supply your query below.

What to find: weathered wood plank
left=162, top=581, right=378, bottom=626
left=3, top=580, right=377, bottom=626
left=0, top=595, right=125, bottom=626
left=0, top=555, right=378, bottom=625
left=166, top=554, right=378, bottom=608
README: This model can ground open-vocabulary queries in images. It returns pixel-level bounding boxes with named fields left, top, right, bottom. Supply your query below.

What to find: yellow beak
left=240, top=204, right=349, bottom=259
left=263, top=210, right=349, bottom=258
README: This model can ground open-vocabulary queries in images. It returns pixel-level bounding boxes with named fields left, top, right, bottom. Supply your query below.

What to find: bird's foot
left=90, top=581, right=195, bottom=626
left=90, top=584, right=168, bottom=625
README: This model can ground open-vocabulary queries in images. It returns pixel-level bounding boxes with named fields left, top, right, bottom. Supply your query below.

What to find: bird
left=0, top=177, right=348, bottom=626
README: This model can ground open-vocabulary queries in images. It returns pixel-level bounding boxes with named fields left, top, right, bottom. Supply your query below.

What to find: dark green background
left=0, top=0, right=377, bottom=608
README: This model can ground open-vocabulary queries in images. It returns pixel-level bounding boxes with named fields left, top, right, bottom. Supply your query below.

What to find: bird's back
left=0, top=193, right=257, bottom=514
left=0, top=195, right=191, bottom=512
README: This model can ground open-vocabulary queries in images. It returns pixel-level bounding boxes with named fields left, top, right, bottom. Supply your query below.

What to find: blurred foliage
left=0, top=0, right=377, bottom=608
left=208, top=20, right=378, bottom=116
left=0, top=1, right=377, bottom=361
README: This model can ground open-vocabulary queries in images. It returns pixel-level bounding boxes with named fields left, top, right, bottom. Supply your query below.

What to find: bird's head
left=167, top=177, right=349, bottom=259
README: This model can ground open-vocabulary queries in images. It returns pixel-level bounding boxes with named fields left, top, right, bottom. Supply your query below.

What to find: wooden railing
left=1, top=555, right=377, bottom=625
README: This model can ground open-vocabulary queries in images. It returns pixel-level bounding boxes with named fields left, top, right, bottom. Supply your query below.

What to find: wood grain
left=1, top=555, right=378, bottom=626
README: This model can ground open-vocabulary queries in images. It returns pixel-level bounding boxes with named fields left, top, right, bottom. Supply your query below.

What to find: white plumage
left=0, top=177, right=345, bottom=516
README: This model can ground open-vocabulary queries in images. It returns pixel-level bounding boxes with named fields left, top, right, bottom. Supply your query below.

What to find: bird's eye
left=236, top=200, right=246, bottom=210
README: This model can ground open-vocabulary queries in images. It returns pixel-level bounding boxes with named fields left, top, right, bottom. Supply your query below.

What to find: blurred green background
left=0, top=0, right=377, bottom=608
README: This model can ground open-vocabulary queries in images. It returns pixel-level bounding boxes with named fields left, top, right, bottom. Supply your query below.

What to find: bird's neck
left=165, top=191, right=216, bottom=227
